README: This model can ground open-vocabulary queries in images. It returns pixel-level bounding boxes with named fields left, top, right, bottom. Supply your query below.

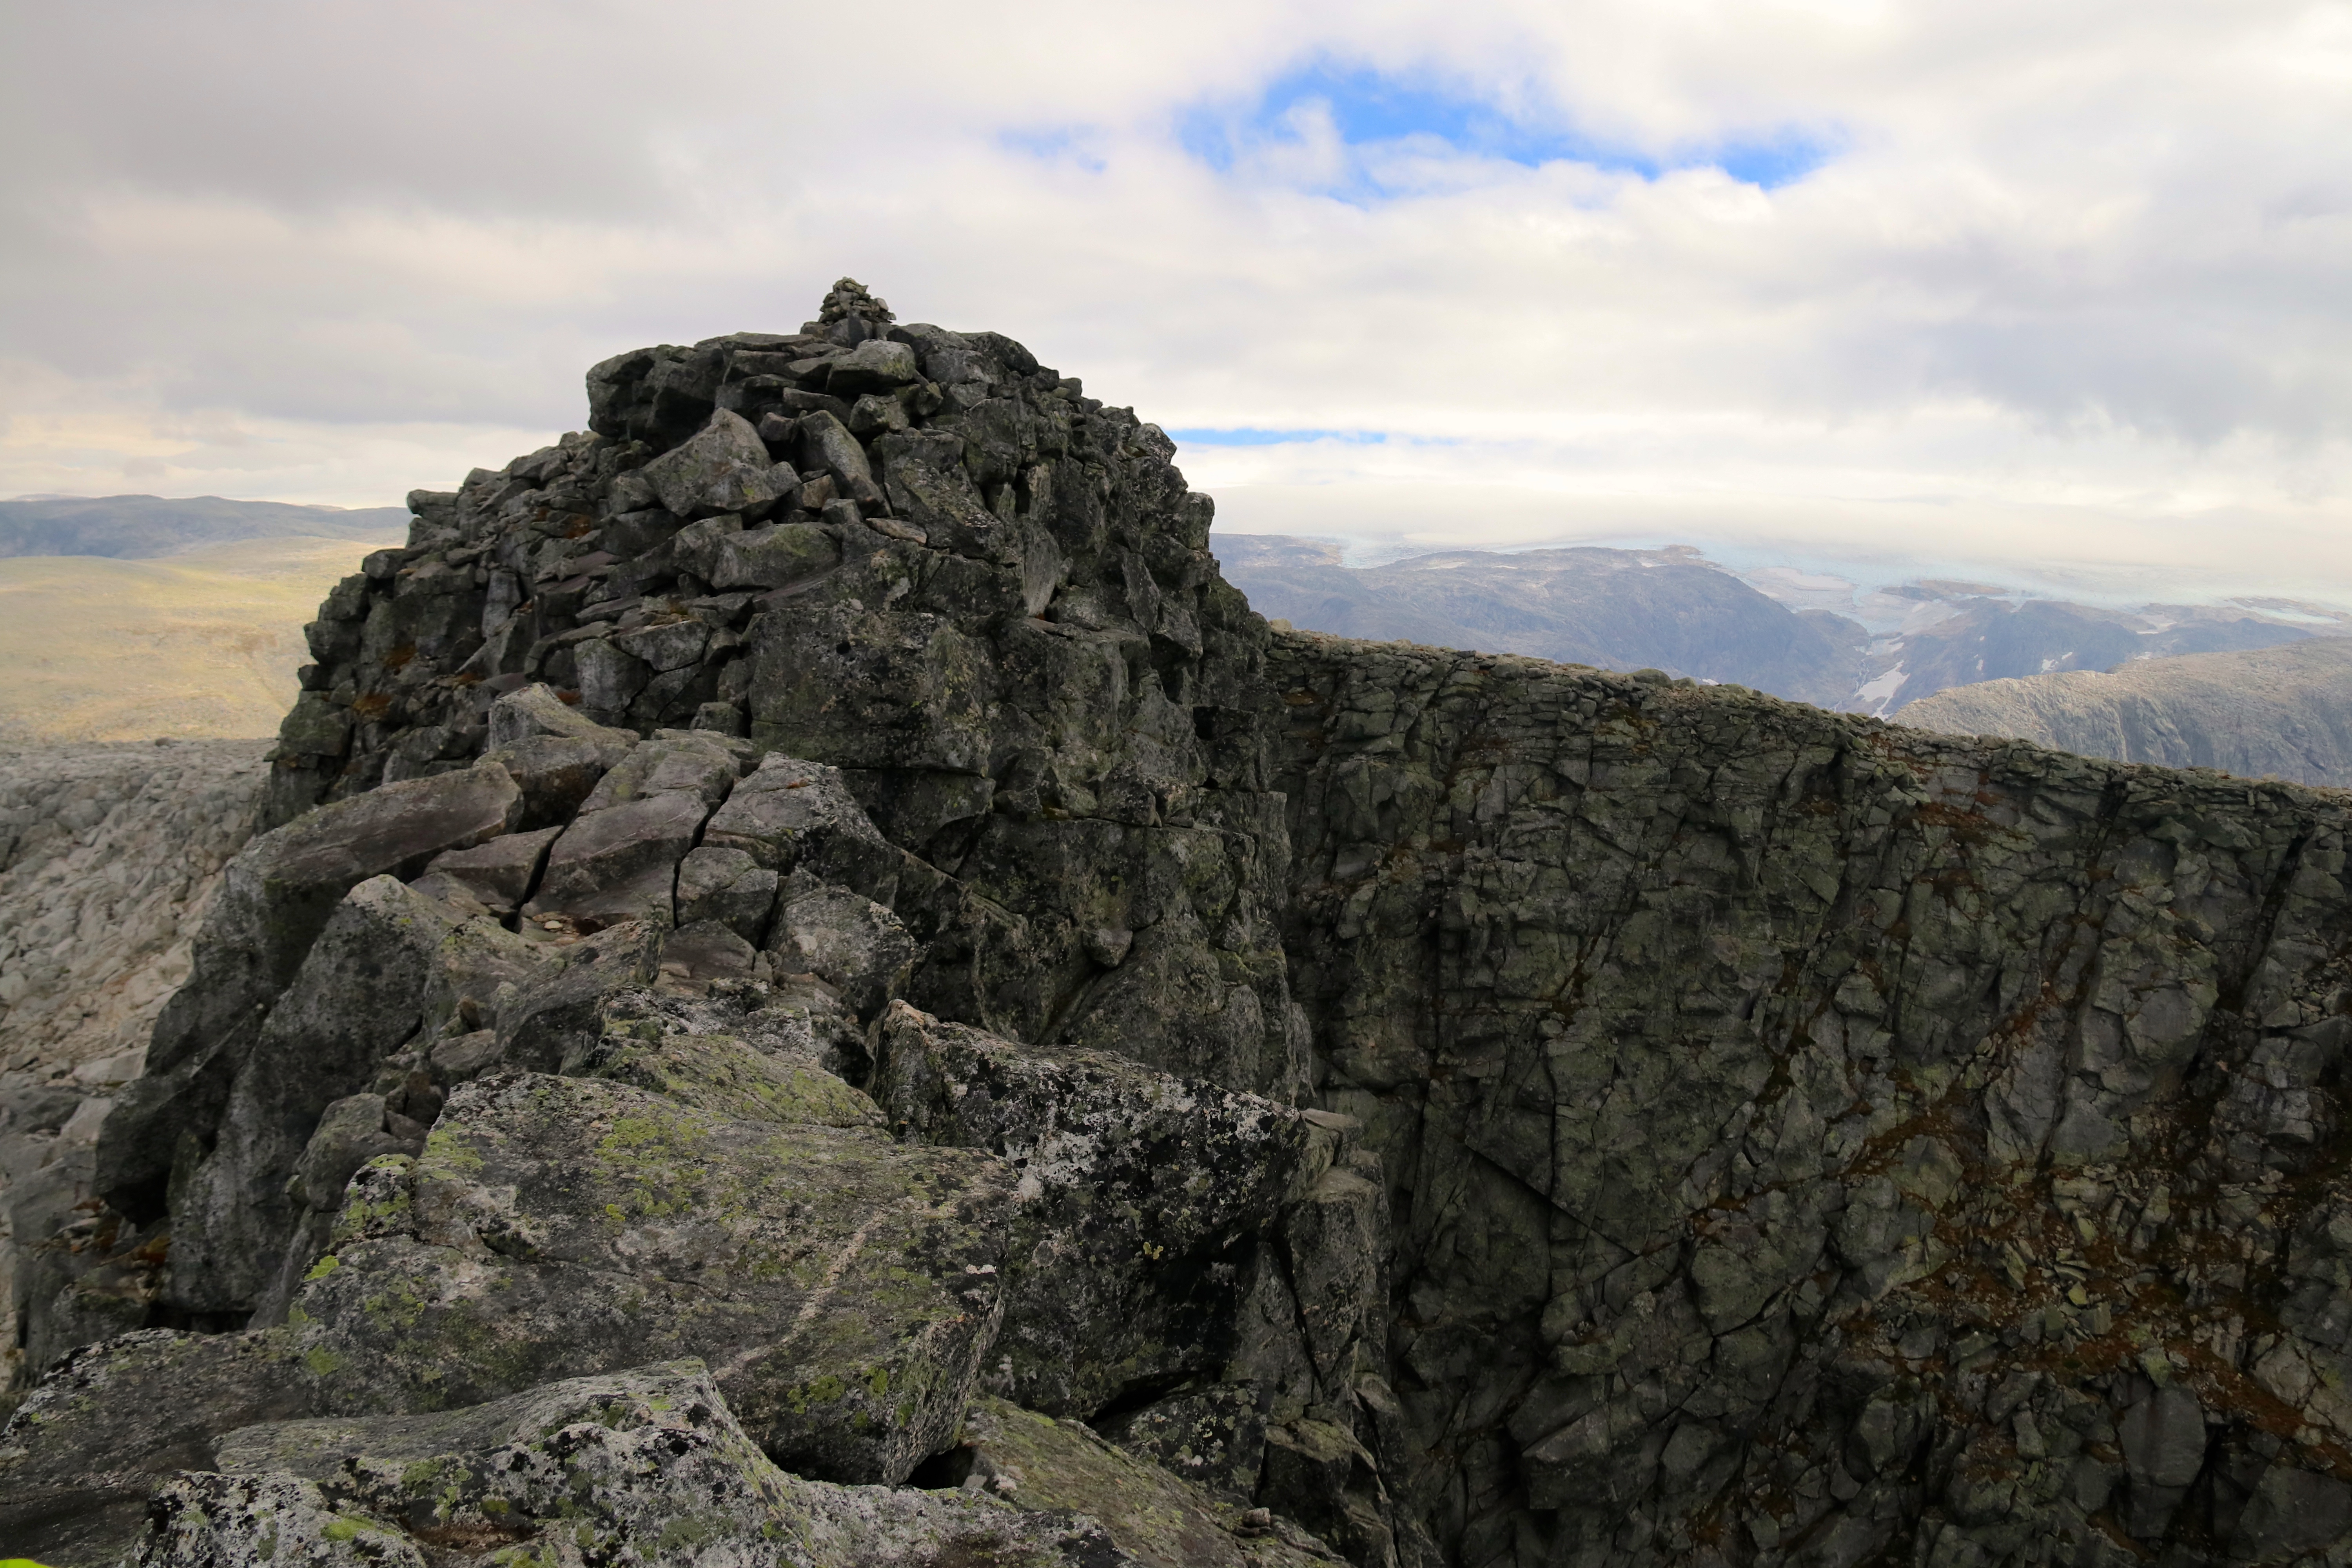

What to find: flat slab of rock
left=525, top=791, right=710, bottom=929
left=578, top=728, right=747, bottom=812
left=289, top=1072, right=1013, bottom=1483
left=409, top=825, right=560, bottom=914
left=146, top=760, right=523, bottom=1048
left=143, top=1361, right=1134, bottom=1568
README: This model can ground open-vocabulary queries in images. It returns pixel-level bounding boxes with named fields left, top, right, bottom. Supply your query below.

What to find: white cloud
left=1, top=0, right=2348, bottom=600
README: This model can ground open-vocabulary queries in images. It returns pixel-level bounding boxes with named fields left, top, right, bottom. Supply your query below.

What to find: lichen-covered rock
left=640, top=406, right=798, bottom=521
left=873, top=1003, right=1351, bottom=1424
left=90, top=761, right=520, bottom=1235
left=289, top=1071, right=1012, bottom=1483
left=930, top=1394, right=1340, bottom=1568
left=147, top=1361, right=1139, bottom=1568
left=1097, top=1384, right=1270, bottom=1501
left=489, top=917, right=661, bottom=1072
left=169, top=875, right=461, bottom=1316
left=0, top=1328, right=311, bottom=1568
left=572, top=1004, right=883, bottom=1128
left=701, top=752, right=906, bottom=900
left=136, top=1471, right=424, bottom=1568
left=1266, top=634, right=2352, bottom=1567
left=772, top=873, right=919, bottom=1020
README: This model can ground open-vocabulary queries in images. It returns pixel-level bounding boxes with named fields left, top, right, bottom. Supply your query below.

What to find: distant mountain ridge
left=1214, top=533, right=2345, bottom=715
left=1810, top=587, right=2340, bottom=715
left=1895, top=638, right=2352, bottom=788
left=0, top=494, right=409, bottom=559
left=1216, top=535, right=1865, bottom=705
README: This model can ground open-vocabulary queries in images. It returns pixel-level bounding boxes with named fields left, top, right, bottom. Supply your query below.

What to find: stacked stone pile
left=4, top=283, right=2352, bottom=1567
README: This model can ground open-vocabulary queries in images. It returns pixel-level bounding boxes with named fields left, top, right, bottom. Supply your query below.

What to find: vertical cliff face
left=1267, top=639, right=2352, bottom=1566
left=4, top=285, right=2350, bottom=1568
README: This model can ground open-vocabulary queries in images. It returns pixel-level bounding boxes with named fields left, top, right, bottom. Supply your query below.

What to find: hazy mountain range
left=5, top=499, right=2347, bottom=782
left=1216, top=535, right=2349, bottom=717
left=0, top=494, right=407, bottom=559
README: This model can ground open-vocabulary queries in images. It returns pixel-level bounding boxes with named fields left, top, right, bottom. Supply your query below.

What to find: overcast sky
left=4, top=1, right=2350, bottom=599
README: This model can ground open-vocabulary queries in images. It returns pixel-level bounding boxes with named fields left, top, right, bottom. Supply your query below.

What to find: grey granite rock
left=288, top=1070, right=1013, bottom=1483
left=1263, top=633, right=2352, bottom=1566
left=0, top=740, right=270, bottom=1397
left=408, top=823, right=560, bottom=913
left=145, top=1361, right=1139, bottom=1568
left=872, top=1002, right=1362, bottom=1427
left=772, top=873, right=919, bottom=1020
left=933, top=1392, right=1340, bottom=1568
left=641, top=406, right=798, bottom=520
left=13, top=282, right=2352, bottom=1568
left=677, top=843, right=780, bottom=941
left=0, top=1328, right=310, bottom=1567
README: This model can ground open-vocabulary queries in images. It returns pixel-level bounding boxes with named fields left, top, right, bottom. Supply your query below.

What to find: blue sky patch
left=997, top=126, right=1107, bottom=172
left=1170, top=427, right=1389, bottom=447
left=1178, top=62, right=1833, bottom=194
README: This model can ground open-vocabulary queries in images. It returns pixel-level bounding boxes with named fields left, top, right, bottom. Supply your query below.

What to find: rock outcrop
left=5, top=281, right=2352, bottom=1568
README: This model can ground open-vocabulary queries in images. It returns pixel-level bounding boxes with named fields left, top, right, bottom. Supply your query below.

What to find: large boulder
left=929, top=1394, right=1341, bottom=1568
left=701, top=752, right=907, bottom=901
left=872, top=1004, right=1378, bottom=1427
left=92, top=764, right=520, bottom=1210
left=289, top=1071, right=1013, bottom=1483
left=0, top=1328, right=311, bottom=1568
left=166, top=876, right=460, bottom=1317
left=639, top=407, right=797, bottom=520
left=521, top=730, right=749, bottom=931
left=571, top=1007, right=884, bottom=1129
left=483, top=682, right=640, bottom=828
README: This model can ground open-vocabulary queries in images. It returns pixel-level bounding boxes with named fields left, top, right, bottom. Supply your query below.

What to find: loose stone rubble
left=3, top=280, right=2351, bottom=1567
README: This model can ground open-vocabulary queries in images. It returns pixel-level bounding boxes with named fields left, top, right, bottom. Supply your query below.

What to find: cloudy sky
left=4, top=1, right=2350, bottom=599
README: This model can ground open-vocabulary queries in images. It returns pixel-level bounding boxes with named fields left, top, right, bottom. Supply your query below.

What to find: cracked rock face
left=1265, top=639, right=2352, bottom=1567
left=6, top=279, right=2352, bottom=1568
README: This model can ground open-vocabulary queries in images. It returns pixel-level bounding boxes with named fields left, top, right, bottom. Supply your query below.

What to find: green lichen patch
left=285, top=1072, right=1015, bottom=1483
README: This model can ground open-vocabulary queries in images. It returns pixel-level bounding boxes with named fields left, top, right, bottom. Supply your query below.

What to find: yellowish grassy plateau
left=0, top=534, right=402, bottom=744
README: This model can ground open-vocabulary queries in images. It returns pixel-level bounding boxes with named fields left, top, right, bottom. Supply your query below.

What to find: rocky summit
left=2, top=279, right=2350, bottom=1567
